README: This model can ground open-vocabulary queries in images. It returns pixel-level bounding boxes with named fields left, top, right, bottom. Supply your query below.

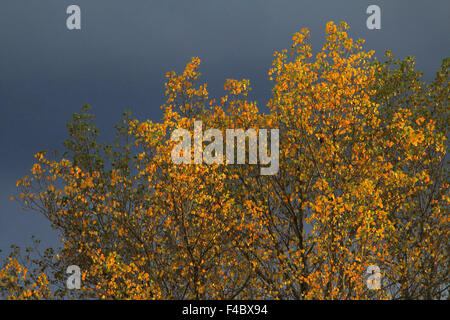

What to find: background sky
left=1, top=0, right=449, bottom=260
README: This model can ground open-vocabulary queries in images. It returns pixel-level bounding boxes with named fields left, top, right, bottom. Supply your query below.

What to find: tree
left=1, top=22, right=448, bottom=300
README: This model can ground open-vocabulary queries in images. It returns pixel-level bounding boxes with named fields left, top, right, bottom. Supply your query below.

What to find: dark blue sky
left=1, top=0, right=449, bottom=259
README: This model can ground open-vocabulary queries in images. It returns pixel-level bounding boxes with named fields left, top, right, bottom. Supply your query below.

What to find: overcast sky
left=1, top=0, right=449, bottom=259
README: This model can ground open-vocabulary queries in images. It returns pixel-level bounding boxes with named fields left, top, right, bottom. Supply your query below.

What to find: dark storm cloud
left=1, top=0, right=449, bottom=258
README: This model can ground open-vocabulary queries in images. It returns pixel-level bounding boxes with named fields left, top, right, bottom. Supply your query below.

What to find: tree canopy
left=1, top=22, right=448, bottom=300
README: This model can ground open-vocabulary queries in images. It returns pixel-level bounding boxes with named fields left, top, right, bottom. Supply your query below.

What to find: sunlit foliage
left=1, top=22, right=448, bottom=300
